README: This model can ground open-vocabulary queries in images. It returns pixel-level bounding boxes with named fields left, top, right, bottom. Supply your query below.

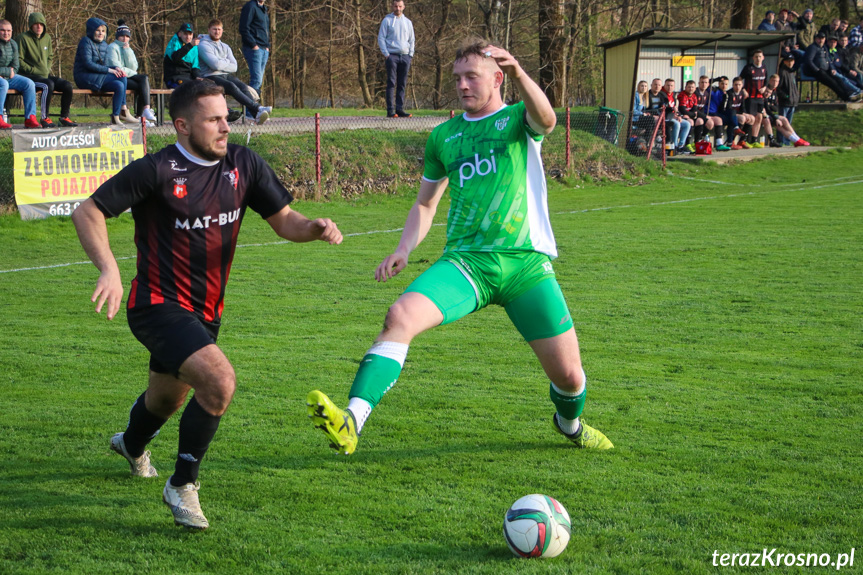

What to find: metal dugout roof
left=599, top=28, right=796, bottom=127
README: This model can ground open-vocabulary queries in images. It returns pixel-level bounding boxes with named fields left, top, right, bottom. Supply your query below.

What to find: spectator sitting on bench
left=728, top=77, right=756, bottom=149
left=832, top=35, right=863, bottom=91
left=0, top=19, right=39, bottom=129
left=802, top=32, right=862, bottom=102
left=16, top=12, right=77, bottom=127
left=74, top=17, right=132, bottom=125
left=695, top=75, right=725, bottom=149
left=677, top=80, right=703, bottom=152
left=662, top=78, right=691, bottom=154
left=819, top=18, right=842, bottom=42
left=198, top=18, right=270, bottom=125
left=764, top=75, right=809, bottom=147
left=705, top=76, right=735, bottom=151
left=108, top=20, right=157, bottom=125
left=164, top=23, right=200, bottom=88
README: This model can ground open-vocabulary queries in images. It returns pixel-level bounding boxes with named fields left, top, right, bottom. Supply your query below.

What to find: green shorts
left=403, top=250, right=573, bottom=341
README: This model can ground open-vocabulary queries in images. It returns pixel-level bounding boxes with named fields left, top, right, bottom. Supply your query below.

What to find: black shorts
left=746, top=98, right=765, bottom=115
left=127, top=303, right=220, bottom=375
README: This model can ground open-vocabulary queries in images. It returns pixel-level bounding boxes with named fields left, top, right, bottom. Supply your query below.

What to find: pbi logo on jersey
left=223, top=167, right=239, bottom=189
left=173, top=178, right=188, bottom=199
left=495, top=117, right=509, bottom=131
left=459, top=151, right=497, bottom=187
left=169, top=159, right=187, bottom=172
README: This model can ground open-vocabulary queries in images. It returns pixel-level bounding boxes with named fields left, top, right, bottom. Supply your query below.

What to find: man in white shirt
left=377, top=0, right=414, bottom=118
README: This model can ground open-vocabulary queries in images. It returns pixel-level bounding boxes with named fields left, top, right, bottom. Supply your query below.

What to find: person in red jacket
left=678, top=79, right=706, bottom=152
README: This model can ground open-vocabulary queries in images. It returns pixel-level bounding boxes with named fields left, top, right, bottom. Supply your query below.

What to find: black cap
left=815, top=31, right=826, bottom=38
left=178, top=23, right=193, bottom=33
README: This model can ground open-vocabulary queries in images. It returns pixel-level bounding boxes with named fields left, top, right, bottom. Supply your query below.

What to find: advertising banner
left=13, top=124, right=146, bottom=220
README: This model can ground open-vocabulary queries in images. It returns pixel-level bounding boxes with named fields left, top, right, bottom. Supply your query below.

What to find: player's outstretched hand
left=375, top=252, right=408, bottom=283
left=483, top=45, right=522, bottom=79
left=92, top=268, right=123, bottom=320
left=313, top=218, right=343, bottom=244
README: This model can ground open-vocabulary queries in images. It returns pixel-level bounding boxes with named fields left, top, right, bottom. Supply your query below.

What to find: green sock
left=348, top=341, right=408, bottom=408
left=549, top=380, right=586, bottom=421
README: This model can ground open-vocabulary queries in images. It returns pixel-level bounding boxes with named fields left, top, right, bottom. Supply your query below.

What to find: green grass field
left=1, top=149, right=861, bottom=574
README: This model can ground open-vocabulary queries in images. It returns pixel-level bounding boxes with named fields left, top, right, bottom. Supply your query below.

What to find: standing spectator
left=839, top=20, right=849, bottom=37
left=776, top=54, right=800, bottom=145
left=848, top=17, right=863, bottom=48
left=850, top=43, right=863, bottom=83
left=796, top=9, right=817, bottom=51
left=757, top=11, right=777, bottom=31
left=0, top=19, right=38, bottom=128
left=108, top=20, right=158, bottom=125
left=74, top=18, right=131, bottom=125
left=378, top=0, right=415, bottom=118
left=198, top=18, right=271, bottom=125
left=802, top=32, right=862, bottom=101
left=164, top=23, right=200, bottom=88
left=239, top=0, right=270, bottom=95
left=774, top=9, right=796, bottom=32
left=15, top=12, right=77, bottom=127
left=818, top=18, right=842, bottom=41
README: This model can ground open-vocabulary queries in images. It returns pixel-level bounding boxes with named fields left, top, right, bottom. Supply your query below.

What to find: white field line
left=3, top=178, right=862, bottom=275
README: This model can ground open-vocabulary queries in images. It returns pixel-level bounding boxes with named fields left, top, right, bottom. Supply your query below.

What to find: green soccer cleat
left=553, top=414, right=614, bottom=449
left=306, top=390, right=359, bottom=455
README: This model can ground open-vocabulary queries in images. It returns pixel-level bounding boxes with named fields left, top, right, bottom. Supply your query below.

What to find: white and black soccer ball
left=503, top=494, right=571, bottom=558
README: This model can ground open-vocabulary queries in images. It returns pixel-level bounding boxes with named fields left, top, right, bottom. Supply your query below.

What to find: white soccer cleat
left=110, top=432, right=158, bottom=477
left=163, top=479, right=209, bottom=529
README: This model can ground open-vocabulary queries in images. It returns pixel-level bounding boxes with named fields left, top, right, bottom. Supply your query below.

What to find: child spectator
left=108, top=20, right=158, bottom=124
left=764, top=75, right=809, bottom=147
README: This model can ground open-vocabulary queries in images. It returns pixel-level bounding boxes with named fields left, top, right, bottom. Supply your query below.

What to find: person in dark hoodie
left=16, top=12, right=77, bottom=127
left=802, top=32, right=862, bottom=102
left=0, top=19, right=39, bottom=128
left=74, top=17, right=131, bottom=125
left=239, top=0, right=270, bottom=94
left=164, top=23, right=200, bottom=88
left=757, top=11, right=776, bottom=31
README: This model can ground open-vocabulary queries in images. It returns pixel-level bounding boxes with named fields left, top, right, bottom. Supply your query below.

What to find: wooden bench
left=5, top=88, right=173, bottom=125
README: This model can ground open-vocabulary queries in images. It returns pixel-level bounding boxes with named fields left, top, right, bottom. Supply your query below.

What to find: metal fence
left=0, top=106, right=661, bottom=207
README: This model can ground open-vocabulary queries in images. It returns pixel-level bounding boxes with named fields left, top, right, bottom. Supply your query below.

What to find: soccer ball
left=502, top=494, right=571, bottom=558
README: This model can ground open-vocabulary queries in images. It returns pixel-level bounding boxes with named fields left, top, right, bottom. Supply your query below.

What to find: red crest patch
left=173, top=178, right=188, bottom=198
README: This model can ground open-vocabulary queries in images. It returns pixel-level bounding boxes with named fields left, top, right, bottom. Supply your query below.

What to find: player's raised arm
left=484, top=45, right=556, bottom=135
left=71, top=198, right=124, bottom=320
left=375, top=176, right=448, bottom=282
left=265, top=205, right=343, bottom=245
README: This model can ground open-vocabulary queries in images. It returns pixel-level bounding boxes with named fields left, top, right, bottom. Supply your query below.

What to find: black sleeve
left=246, top=150, right=294, bottom=219
left=91, top=155, right=158, bottom=218
left=171, top=43, right=194, bottom=65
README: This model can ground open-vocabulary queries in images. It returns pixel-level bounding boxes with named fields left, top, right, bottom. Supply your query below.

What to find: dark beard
left=188, top=129, right=227, bottom=162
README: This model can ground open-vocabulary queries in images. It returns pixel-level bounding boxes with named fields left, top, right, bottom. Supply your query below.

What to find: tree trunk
left=430, top=0, right=452, bottom=109
left=729, top=0, right=755, bottom=29
left=476, top=0, right=503, bottom=44
left=328, top=0, right=335, bottom=107
left=838, top=0, right=854, bottom=21
left=354, top=0, right=373, bottom=106
left=268, top=0, right=277, bottom=105
left=5, top=0, right=42, bottom=36
left=538, top=0, right=566, bottom=106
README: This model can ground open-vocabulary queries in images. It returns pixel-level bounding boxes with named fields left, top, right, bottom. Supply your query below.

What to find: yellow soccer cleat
left=553, top=414, right=614, bottom=450
left=306, top=390, right=359, bottom=455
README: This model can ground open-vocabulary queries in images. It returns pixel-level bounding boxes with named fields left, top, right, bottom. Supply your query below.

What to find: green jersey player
left=307, top=39, right=612, bottom=454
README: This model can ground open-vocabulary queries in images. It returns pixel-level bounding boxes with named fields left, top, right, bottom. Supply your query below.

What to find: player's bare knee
left=382, top=300, right=414, bottom=333
left=554, top=366, right=585, bottom=393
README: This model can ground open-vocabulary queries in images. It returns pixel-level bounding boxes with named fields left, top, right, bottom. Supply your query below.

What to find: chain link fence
left=0, top=105, right=661, bottom=208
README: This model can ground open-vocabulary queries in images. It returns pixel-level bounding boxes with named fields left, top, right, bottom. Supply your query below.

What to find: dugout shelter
left=599, top=28, right=796, bottom=129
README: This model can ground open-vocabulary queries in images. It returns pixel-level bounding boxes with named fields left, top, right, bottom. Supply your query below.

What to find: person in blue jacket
left=164, top=23, right=201, bottom=88
left=73, top=17, right=131, bottom=125
left=239, top=0, right=269, bottom=94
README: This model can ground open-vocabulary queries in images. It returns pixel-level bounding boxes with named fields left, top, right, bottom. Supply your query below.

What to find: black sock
left=694, top=124, right=704, bottom=141
left=745, top=125, right=752, bottom=142
left=171, top=396, right=222, bottom=486
left=767, top=133, right=774, bottom=142
left=123, top=392, right=168, bottom=458
left=714, top=125, right=724, bottom=142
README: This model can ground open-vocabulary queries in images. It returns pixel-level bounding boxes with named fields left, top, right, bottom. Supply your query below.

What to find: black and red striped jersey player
left=72, top=79, right=343, bottom=530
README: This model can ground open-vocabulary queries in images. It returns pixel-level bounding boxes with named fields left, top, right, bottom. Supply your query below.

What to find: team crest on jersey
left=223, top=168, right=239, bottom=189
left=173, top=178, right=188, bottom=199
left=495, top=117, right=509, bottom=131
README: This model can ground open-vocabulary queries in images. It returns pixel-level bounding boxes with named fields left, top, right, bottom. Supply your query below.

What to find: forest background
left=2, top=0, right=862, bottom=111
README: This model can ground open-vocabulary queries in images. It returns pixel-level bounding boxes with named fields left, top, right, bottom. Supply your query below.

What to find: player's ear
left=493, top=69, right=504, bottom=89
left=174, top=116, right=191, bottom=136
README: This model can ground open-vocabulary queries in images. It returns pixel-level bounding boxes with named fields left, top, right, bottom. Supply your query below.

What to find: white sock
left=347, top=397, right=373, bottom=433
left=789, top=133, right=800, bottom=143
